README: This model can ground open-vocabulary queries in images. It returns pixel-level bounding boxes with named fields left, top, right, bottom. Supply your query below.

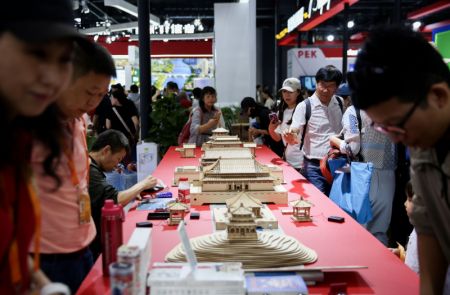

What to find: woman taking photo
left=188, top=86, right=224, bottom=146
left=268, top=78, right=304, bottom=172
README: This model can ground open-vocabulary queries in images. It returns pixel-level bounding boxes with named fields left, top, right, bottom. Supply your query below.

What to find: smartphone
left=142, top=185, right=164, bottom=193
left=269, top=112, right=279, bottom=122
left=328, top=215, right=345, bottom=223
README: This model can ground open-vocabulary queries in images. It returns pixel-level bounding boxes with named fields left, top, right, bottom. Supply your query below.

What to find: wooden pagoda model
left=226, top=204, right=258, bottom=241
left=213, top=192, right=278, bottom=230
left=167, top=202, right=190, bottom=226
left=226, top=192, right=263, bottom=218
left=290, top=197, right=313, bottom=222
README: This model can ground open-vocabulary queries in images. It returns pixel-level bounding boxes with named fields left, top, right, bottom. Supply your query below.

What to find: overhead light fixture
left=104, top=0, right=160, bottom=26
left=81, top=0, right=90, bottom=14
left=347, top=20, right=355, bottom=29
left=163, top=39, right=169, bottom=42
left=74, top=18, right=82, bottom=23
left=326, top=34, right=334, bottom=42
left=412, top=21, right=421, bottom=31
left=111, top=36, right=117, bottom=42
left=93, top=35, right=99, bottom=42
left=106, top=36, right=112, bottom=44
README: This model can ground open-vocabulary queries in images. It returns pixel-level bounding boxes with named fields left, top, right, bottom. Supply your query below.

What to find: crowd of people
left=1, top=0, right=449, bottom=293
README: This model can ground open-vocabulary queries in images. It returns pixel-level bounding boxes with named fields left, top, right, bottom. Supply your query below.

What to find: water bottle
left=101, top=200, right=125, bottom=276
left=178, top=177, right=190, bottom=203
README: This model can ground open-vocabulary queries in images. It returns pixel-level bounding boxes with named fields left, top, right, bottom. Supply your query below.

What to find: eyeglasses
left=317, top=81, right=337, bottom=91
left=370, top=96, right=423, bottom=135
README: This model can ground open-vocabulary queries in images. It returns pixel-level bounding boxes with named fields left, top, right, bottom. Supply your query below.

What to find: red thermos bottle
left=101, top=200, right=125, bottom=276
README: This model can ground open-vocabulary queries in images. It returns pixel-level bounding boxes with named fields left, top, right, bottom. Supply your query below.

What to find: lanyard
left=63, top=119, right=89, bottom=188
left=7, top=175, right=41, bottom=286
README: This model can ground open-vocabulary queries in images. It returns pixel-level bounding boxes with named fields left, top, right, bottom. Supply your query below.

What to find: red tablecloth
left=77, top=146, right=419, bottom=295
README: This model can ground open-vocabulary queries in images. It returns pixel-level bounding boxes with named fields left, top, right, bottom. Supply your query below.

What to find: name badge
left=79, top=192, right=91, bottom=224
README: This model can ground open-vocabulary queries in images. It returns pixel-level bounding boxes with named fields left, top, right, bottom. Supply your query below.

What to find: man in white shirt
left=285, top=65, right=344, bottom=195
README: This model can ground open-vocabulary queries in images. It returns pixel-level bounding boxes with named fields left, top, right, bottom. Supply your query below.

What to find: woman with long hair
left=106, top=88, right=139, bottom=163
left=0, top=0, right=87, bottom=292
left=188, top=86, right=224, bottom=146
left=268, top=78, right=304, bottom=172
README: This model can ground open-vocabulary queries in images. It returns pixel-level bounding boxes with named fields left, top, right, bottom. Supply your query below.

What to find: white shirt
left=275, top=107, right=303, bottom=169
left=290, top=93, right=343, bottom=160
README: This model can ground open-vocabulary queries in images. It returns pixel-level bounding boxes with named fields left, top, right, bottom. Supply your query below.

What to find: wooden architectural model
left=290, top=197, right=313, bottom=222
left=213, top=192, right=278, bottom=230
left=189, top=158, right=288, bottom=205
left=167, top=202, right=189, bottom=226
left=165, top=203, right=318, bottom=268
left=227, top=204, right=258, bottom=241
left=201, top=147, right=253, bottom=166
left=173, top=166, right=200, bottom=186
left=201, top=128, right=257, bottom=151
left=175, top=143, right=196, bottom=158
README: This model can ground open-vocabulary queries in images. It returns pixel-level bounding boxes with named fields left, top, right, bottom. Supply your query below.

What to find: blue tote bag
left=329, top=161, right=373, bottom=224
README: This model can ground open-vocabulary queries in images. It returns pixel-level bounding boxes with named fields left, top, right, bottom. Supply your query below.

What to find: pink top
left=31, top=118, right=96, bottom=253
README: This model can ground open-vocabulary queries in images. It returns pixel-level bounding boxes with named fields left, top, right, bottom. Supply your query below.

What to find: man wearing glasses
left=285, top=65, right=344, bottom=195
left=349, top=25, right=450, bottom=294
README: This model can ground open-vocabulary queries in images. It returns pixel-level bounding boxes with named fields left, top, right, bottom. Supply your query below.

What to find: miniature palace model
left=189, top=158, right=288, bottom=205
left=165, top=203, right=318, bottom=269
left=213, top=192, right=278, bottom=230
left=201, top=128, right=257, bottom=150
left=201, top=147, right=254, bottom=166
left=174, top=127, right=287, bottom=205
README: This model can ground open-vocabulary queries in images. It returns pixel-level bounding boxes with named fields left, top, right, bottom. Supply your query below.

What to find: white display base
left=189, top=185, right=288, bottom=206
left=213, top=205, right=278, bottom=230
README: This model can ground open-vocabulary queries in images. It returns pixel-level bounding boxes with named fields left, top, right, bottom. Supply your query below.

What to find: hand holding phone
left=269, top=112, right=279, bottom=123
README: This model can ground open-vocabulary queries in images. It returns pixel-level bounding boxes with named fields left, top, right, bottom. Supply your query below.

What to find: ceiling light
left=326, top=34, right=334, bottom=42
left=81, top=0, right=90, bottom=14
left=106, top=36, right=112, bottom=44
left=163, top=39, right=169, bottom=42
left=347, top=20, right=355, bottom=29
left=93, top=35, right=99, bottom=42
left=111, top=36, right=117, bottom=42
left=412, top=21, right=421, bottom=31
left=74, top=18, right=81, bottom=23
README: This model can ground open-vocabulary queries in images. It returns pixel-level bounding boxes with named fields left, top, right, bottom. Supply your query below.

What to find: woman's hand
left=329, top=135, right=342, bottom=149
left=268, top=119, right=280, bottom=131
left=283, top=129, right=299, bottom=144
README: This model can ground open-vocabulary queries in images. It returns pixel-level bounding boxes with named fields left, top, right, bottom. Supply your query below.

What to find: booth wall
left=214, top=0, right=256, bottom=107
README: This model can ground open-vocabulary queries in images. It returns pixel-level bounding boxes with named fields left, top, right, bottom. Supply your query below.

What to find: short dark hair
left=73, top=43, right=116, bottom=80
left=199, top=86, right=217, bottom=112
left=130, top=84, right=139, bottom=93
left=315, top=65, right=343, bottom=85
left=349, top=25, right=450, bottom=110
left=201, top=86, right=216, bottom=99
left=166, top=81, right=179, bottom=91
left=91, top=130, right=130, bottom=153
left=240, top=96, right=257, bottom=111
left=192, top=87, right=202, bottom=99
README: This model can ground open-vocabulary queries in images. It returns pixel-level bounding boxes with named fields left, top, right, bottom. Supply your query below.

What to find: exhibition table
left=77, top=146, right=419, bottom=295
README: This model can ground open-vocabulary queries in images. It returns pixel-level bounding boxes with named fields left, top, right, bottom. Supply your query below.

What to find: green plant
left=146, top=94, right=189, bottom=156
left=221, top=106, right=242, bottom=130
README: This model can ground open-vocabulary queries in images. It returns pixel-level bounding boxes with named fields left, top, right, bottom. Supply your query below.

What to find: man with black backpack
left=285, top=65, right=344, bottom=195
